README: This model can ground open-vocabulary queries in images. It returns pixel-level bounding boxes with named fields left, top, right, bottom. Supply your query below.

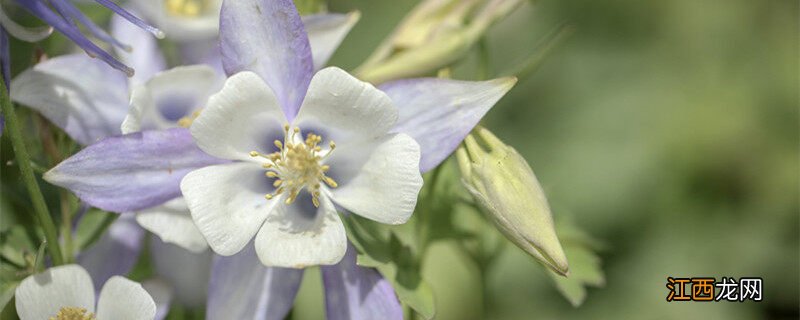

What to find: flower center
left=164, top=0, right=210, bottom=17
left=250, top=125, right=338, bottom=207
left=51, top=307, right=94, bottom=320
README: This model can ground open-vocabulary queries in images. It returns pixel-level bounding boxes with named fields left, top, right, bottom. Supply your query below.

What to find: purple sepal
left=77, top=214, right=145, bottom=291
left=321, top=243, right=403, bottom=320
left=219, top=0, right=313, bottom=121
left=207, top=243, right=304, bottom=320
left=44, top=128, right=227, bottom=213
left=380, top=77, right=515, bottom=172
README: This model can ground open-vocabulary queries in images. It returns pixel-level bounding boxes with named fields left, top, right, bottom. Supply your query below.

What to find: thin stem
left=59, top=191, right=74, bottom=262
left=35, top=114, right=75, bottom=262
left=510, top=23, right=575, bottom=82
left=0, top=78, right=64, bottom=266
left=477, top=37, right=490, bottom=81
left=416, top=165, right=445, bottom=259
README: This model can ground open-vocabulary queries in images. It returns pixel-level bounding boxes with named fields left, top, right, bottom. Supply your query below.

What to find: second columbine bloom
left=182, top=68, right=423, bottom=268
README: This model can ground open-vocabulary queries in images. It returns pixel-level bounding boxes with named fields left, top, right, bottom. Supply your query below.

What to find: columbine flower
left=0, top=0, right=164, bottom=76
left=15, top=264, right=156, bottom=320
left=43, top=0, right=516, bottom=266
left=182, top=66, right=424, bottom=267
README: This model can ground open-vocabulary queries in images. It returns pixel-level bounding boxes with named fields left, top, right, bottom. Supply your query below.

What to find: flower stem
left=0, top=78, right=64, bottom=266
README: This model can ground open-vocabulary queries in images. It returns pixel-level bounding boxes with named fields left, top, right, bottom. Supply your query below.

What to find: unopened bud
left=355, top=0, right=524, bottom=84
left=456, top=127, right=569, bottom=276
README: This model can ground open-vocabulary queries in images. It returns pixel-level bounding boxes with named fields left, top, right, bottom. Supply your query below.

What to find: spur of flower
left=1, top=0, right=164, bottom=76
left=15, top=264, right=156, bottom=320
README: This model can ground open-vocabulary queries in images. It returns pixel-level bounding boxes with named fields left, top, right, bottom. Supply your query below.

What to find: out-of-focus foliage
left=329, top=0, right=798, bottom=319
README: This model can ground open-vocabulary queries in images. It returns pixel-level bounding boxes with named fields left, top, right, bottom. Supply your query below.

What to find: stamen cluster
left=165, top=0, right=210, bottom=17
left=250, top=125, right=338, bottom=207
left=51, top=307, right=95, bottom=320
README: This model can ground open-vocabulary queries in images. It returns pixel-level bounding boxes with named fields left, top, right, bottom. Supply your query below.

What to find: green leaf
left=0, top=281, right=17, bottom=314
left=344, top=216, right=436, bottom=319
left=0, top=226, right=36, bottom=268
left=546, top=218, right=605, bottom=307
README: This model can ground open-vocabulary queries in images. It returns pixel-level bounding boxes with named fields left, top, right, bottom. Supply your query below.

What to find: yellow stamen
left=250, top=124, right=338, bottom=207
left=177, top=109, right=202, bottom=128
left=165, top=0, right=211, bottom=17
left=51, top=307, right=95, bottom=320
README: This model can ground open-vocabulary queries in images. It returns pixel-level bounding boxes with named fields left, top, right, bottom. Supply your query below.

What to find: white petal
left=0, top=7, right=53, bottom=42
left=293, top=67, right=397, bottom=145
left=136, top=197, right=209, bottom=253
left=330, top=134, right=422, bottom=225
left=303, top=12, right=360, bottom=70
left=181, top=162, right=280, bottom=256
left=141, top=279, right=173, bottom=320
left=96, top=276, right=156, bottom=320
left=149, top=238, right=213, bottom=308
left=190, top=71, right=288, bottom=161
left=255, top=195, right=347, bottom=268
left=10, top=54, right=129, bottom=145
left=132, top=0, right=222, bottom=42
left=122, top=65, right=223, bottom=134
left=15, top=265, right=95, bottom=320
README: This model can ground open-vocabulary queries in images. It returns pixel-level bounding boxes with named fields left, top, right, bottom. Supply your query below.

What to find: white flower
left=133, top=0, right=223, bottom=42
left=181, top=68, right=424, bottom=268
left=15, top=264, right=156, bottom=320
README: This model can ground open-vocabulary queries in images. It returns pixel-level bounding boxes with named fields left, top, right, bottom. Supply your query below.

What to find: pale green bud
left=355, top=0, right=524, bottom=84
left=456, top=127, right=569, bottom=276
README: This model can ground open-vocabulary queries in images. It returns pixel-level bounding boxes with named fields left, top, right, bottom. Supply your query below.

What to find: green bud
left=355, top=0, right=524, bottom=84
left=456, top=127, right=569, bottom=276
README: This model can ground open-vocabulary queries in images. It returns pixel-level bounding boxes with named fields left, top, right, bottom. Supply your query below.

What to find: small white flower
left=181, top=68, right=424, bottom=268
left=15, top=264, right=156, bottom=320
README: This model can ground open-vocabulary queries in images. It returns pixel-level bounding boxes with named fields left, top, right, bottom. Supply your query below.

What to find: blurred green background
left=321, top=0, right=799, bottom=319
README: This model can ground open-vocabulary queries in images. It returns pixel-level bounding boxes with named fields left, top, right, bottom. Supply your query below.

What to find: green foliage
left=546, top=216, right=605, bottom=307
left=344, top=215, right=436, bottom=319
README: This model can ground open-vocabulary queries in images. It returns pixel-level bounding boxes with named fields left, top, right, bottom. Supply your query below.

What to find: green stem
left=477, top=37, right=490, bottom=81
left=60, top=191, right=75, bottom=263
left=416, top=165, right=445, bottom=258
left=0, top=79, right=64, bottom=266
left=511, top=23, right=575, bottom=82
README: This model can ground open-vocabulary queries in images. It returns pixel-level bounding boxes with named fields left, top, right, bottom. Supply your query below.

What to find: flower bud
left=355, top=0, right=523, bottom=84
left=456, top=127, right=569, bottom=275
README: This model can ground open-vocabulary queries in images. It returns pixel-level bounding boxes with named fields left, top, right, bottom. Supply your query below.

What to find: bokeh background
left=316, top=0, right=798, bottom=319
left=1, top=0, right=797, bottom=319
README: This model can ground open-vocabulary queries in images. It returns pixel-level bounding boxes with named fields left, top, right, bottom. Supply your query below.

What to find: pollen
left=51, top=307, right=95, bottom=320
left=250, top=124, right=338, bottom=207
left=177, top=109, right=202, bottom=128
left=165, top=0, right=210, bottom=17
